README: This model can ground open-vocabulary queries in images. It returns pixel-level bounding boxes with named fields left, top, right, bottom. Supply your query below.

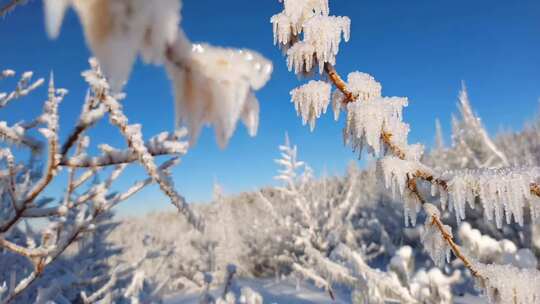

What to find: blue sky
left=1, top=0, right=539, bottom=215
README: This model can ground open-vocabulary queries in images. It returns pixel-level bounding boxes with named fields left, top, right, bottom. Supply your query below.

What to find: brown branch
left=60, top=124, right=88, bottom=157
left=381, top=131, right=406, bottom=160
left=430, top=215, right=482, bottom=279
left=407, top=176, right=484, bottom=280
left=0, top=0, right=26, bottom=18
left=324, top=63, right=355, bottom=103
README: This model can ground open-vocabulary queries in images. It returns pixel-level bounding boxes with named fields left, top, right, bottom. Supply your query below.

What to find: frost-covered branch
left=60, top=130, right=189, bottom=168
left=0, top=63, right=195, bottom=303
left=0, top=70, right=44, bottom=108
left=271, top=1, right=540, bottom=300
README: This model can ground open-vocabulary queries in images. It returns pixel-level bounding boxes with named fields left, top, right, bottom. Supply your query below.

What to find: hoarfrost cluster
left=441, top=167, right=540, bottom=227
left=290, top=80, right=331, bottom=131
left=45, top=0, right=272, bottom=149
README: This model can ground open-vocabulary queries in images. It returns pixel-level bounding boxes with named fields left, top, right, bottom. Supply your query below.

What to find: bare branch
left=0, top=0, right=27, bottom=18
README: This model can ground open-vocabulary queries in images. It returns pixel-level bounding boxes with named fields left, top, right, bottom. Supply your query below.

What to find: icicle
left=47, top=0, right=183, bottom=90
left=422, top=204, right=452, bottom=267
left=286, top=42, right=316, bottom=74
left=343, top=96, right=409, bottom=157
left=442, top=167, right=540, bottom=228
left=290, top=80, right=331, bottom=131
left=166, top=43, right=272, bottom=148
left=284, top=15, right=350, bottom=74
left=271, top=12, right=301, bottom=47
left=302, top=15, right=350, bottom=73
left=474, top=262, right=540, bottom=304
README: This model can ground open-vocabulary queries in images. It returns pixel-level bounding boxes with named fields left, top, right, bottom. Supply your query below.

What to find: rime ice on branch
left=440, top=167, right=540, bottom=228
left=166, top=42, right=272, bottom=148
left=290, top=80, right=331, bottom=131
left=272, top=0, right=350, bottom=74
left=44, top=0, right=182, bottom=90
left=474, top=262, right=540, bottom=304
left=45, top=0, right=273, bottom=148
left=0, top=61, right=197, bottom=302
left=272, top=0, right=540, bottom=297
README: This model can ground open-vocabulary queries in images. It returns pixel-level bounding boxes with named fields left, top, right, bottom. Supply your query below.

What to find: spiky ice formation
left=286, top=16, right=350, bottom=74
left=332, top=71, right=382, bottom=120
left=441, top=167, right=540, bottom=228
left=290, top=80, right=332, bottom=131
left=474, top=262, right=540, bottom=304
left=166, top=43, right=272, bottom=148
left=343, top=96, right=410, bottom=157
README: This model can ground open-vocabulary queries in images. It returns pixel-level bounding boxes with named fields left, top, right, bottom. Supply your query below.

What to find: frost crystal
left=332, top=72, right=383, bottom=120
left=343, top=97, right=410, bottom=157
left=475, top=262, right=540, bottom=304
left=45, top=0, right=182, bottom=90
left=285, top=16, right=350, bottom=74
left=378, top=157, right=434, bottom=225
left=286, top=42, right=316, bottom=75
left=166, top=43, right=272, bottom=148
left=422, top=207, right=452, bottom=267
left=273, top=0, right=349, bottom=74
left=271, top=0, right=330, bottom=47
left=290, top=80, right=331, bottom=131
left=441, top=167, right=540, bottom=227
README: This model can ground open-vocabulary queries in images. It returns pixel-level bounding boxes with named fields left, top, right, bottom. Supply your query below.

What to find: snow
left=290, top=80, right=331, bottom=131
left=1, top=69, right=15, bottom=78
left=165, top=278, right=350, bottom=304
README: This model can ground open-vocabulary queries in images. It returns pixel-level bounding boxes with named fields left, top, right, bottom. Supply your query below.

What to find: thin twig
left=0, top=0, right=26, bottom=18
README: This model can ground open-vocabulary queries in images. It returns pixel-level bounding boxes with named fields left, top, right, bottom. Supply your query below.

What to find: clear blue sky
left=1, top=0, right=539, bottom=215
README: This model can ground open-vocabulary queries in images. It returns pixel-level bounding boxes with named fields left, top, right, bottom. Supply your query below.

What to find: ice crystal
left=271, top=0, right=329, bottom=46
left=285, top=16, right=350, bottom=74
left=422, top=204, right=452, bottom=267
left=343, top=97, right=409, bottom=157
left=332, top=72, right=383, bottom=120
left=475, top=262, right=540, bottom=304
left=441, top=167, right=540, bottom=228
left=167, top=43, right=272, bottom=148
left=290, top=80, right=331, bottom=131
left=45, top=0, right=182, bottom=90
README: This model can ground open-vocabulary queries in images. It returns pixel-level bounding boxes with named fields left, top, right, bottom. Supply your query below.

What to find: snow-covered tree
left=271, top=1, right=540, bottom=303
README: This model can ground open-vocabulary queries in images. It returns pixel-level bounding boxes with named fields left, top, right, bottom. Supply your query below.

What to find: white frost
left=441, top=167, right=540, bottom=228
left=166, top=43, right=272, bottom=148
left=290, top=80, right=331, bottom=131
